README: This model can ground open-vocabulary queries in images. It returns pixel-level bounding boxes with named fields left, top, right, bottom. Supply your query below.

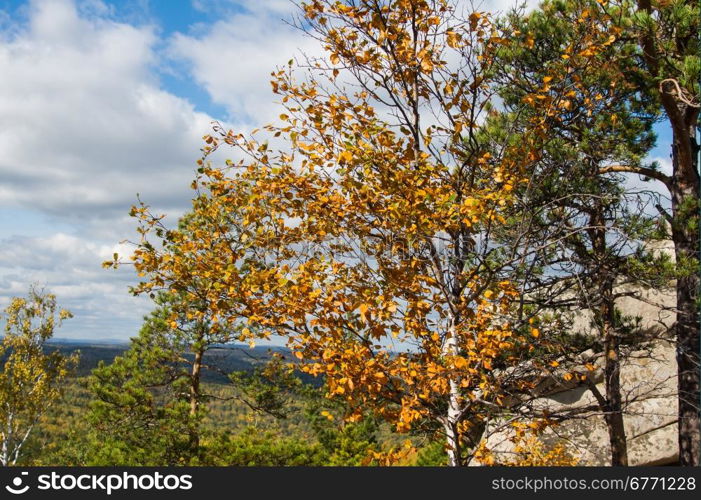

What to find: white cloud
left=168, top=0, right=319, bottom=126
left=621, top=155, right=673, bottom=216
left=0, top=0, right=212, bottom=227
left=0, top=0, right=219, bottom=340
left=483, top=0, right=542, bottom=13
left=0, top=232, right=151, bottom=340
left=0, top=0, right=325, bottom=341
left=168, top=0, right=540, bottom=130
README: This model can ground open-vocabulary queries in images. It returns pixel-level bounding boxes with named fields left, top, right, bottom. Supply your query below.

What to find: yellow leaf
left=338, top=150, right=353, bottom=163
left=358, top=303, right=370, bottom=321
left=469, top=12, right=481, bottom=31
left=446, top=30, right=460, bottom=49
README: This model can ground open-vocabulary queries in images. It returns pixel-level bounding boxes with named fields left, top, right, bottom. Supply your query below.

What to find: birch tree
left=0, top=287, right=77, bottom=466
left=108, top=0, right=614, bottom=465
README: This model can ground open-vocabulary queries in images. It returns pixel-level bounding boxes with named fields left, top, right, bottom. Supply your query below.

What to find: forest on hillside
left=17, top=342, right=432, bottom=466
left=1, top=0, right=698, bottom=467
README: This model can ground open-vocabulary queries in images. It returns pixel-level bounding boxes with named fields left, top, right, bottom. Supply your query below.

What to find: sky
left=0, top=0, right=673, bottom=342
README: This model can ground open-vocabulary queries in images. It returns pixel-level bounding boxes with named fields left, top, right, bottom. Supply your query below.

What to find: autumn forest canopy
left=1, top=0, right=699, bottom=467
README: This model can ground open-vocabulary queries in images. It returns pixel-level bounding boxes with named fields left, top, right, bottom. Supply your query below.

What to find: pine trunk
left=635, top=0, right=700, bottom=465
left=189, top=347, right=203, bottom=452
left=602, top=311, right=628, bottom=466
left=670, top=121, right=700, bottom=467
left=590, top=204, right=629, bottom=466
left=672, top=181, right=700, bottom=466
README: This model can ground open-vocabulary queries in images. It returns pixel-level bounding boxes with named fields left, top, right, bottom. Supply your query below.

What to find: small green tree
left=88, top=290, right=295, bottom=465
left=202, top=427, right=327, bottom=466
left=88, top=292, right=213, bottom=465
left=301, top=386, right=380, bottom=466
left=414, top=440, right=448, bottom=466
left=0, top=287, right=78, bottom=466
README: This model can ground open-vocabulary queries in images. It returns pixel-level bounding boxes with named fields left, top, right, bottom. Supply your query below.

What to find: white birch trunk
left=1, top=411, right=13, bottom=467
left=443, top=318, right=462, bottom=466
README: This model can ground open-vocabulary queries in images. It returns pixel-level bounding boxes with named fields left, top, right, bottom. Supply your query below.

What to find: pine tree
left=491, top=0, right=678, bottom=465
left=495, top=0, right=699, bottom=467
left=88, top=292, right=215, bottom=465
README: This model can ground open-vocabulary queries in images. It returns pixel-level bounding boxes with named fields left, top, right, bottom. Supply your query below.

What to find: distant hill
left=44, top=342, right=127, bottom=376
left=40, top=340, right=303, bottom=382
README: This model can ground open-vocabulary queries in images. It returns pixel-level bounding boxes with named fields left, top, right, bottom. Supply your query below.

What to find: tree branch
left=598, top=164, right=672, bottom=191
